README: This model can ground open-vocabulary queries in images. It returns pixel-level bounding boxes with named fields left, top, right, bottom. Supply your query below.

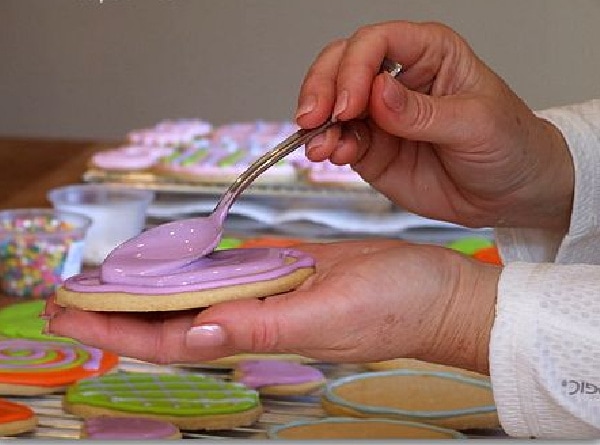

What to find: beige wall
left=1, top=0, right=600, bottom=140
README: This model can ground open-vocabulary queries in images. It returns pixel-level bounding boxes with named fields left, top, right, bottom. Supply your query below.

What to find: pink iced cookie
left=233, top=360, right=326, bottom=396
left=81, top=416, right=181, bottom=440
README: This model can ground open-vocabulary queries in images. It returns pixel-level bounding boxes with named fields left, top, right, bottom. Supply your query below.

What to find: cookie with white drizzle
left=63, top=371, right=262, bottom=430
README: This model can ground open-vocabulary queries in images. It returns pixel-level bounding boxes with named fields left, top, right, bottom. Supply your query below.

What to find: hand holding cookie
left=45, top=239, right=499, bottom=374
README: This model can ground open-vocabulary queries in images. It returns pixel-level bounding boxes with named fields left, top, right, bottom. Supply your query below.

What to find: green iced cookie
left=446, top=237, right=493, bottom=256
left=0, top=300, right=73, bottom=342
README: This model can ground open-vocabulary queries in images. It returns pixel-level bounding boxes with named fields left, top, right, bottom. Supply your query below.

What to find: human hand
left=45, top=240, right=500, bottom=374
left=296, top=21, right=573, bottom=230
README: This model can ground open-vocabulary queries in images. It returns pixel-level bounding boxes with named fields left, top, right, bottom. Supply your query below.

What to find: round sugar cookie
left=232, top=360, right=326, bottom=396
left=0, top=339, right=119, bottom=396
left=268, top=417, right=466, bottom=440
left=80, top=416, right=181, bottom=440
left=197, top=353, right=315, bottom=368
left=365, top=358, right=490, bottom=381
left=0, top=300, right=73, bottom=342
left=321, top=369, right=499, bottom=431
left=0, top=399, right=37, bottom=436
left=64, top=371, right=262, bottom=430
left=56, top=248, right=315, bottom=312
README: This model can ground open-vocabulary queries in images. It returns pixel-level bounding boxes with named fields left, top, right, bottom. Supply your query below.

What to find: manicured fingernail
left=295, top=94, right=317, bottom=119
left=332, top=90, right=349, bottom=119
left=306, top=133, right=325, bottom=153
left=186, top=324, right=226, bottom=349
left=382, top=74, right=403, bottom=112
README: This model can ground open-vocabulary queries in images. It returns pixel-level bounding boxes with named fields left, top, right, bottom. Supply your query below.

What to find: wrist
left=422, top=254, right=501, bottom=375
left=506, top=117, right=574, bottom=230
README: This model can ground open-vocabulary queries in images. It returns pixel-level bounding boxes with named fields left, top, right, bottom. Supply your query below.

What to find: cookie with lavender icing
left=64, top=372, right=262, bottom=430
left=57, top=247, right=315, bottom=312
left=0, top=399, right=37, bottom=436
left=232, top=360, right=326, bottom=396
left=0, top=339, right=118, bottom=396
left=80, top=416, right=181, bottom=440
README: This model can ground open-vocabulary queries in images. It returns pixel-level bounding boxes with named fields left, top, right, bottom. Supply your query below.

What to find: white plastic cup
left=48, top=184, right=154, bottom=265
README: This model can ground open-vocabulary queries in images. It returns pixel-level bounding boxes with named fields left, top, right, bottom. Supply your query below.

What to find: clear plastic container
left=48, top=184, right=154, bottom=265
left=0, top=209, right=92, bottom=298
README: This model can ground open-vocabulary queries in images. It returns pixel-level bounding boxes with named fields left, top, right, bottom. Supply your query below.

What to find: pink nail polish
left=186, top=324, right=227, bottom=349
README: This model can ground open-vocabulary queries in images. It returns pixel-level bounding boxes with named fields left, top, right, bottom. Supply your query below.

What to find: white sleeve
left=495, top=99, right=600, bottom=265
left=489, top=262, right=600, bottom=438
left=490, top=100, right=600, bottom=438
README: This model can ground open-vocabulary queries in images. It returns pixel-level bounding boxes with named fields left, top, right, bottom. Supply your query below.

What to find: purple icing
left=64, top=248, right=314, bottom=294
left=238, top=360, right=325, bottom=388
left=84, top=416, right=178, bottom=439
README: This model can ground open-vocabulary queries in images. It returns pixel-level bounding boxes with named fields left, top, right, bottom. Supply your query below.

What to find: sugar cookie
left=0, top=339, right=119, bottom=396
left=321, top=369, right=499, bottom=431
left=80, top=416, right=181, bottom=440
left=0, top=399, right=37, bottom=436
left=64, top=371, right=262, bottom=430
left=365, top=358, right=490, bottom=381
left=268, top=417, right=466, bottom=440
left=198, top=353, right=315, bottom=368
left=57, top=247, right=314, bottom=312
left=232, top=360, right=326, bottom=396
left=0, top=300, right=72, bottom=342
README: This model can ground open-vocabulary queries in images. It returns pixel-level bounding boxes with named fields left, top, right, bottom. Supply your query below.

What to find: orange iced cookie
left=0, top=339, right=119, bottom=395
left=0, top=399, right=37, bottom=436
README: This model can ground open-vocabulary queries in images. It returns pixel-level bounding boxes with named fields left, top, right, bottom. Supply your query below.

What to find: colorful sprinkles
left=0, top=214, right=80, bottom=298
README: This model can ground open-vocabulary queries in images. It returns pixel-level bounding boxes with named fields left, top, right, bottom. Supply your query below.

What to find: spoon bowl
left=102, top=58, right=404, bottom=279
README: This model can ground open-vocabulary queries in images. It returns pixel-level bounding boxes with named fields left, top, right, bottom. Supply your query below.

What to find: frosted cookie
left=232, top=360, right=326, bottom=396
left=64, top=372, right=262, bottom=430
left=57, top=247, right=315, bottom=312
left=127, top=119, right=212, bottom=147
left=268, top=417, right=466, bottom=440
left=0, top=339, right=119, bottom=396
left=303, top=160, right=370, bottom=189
left=321, top=369, right=499, bottom=430
left=90, top=145, right=175, bottom=172
left=154, top=139, right=297, bottom=184
left=365, top=358, right=490, bottom=382
left=0, top=399, right=37, bottom=436
left=0, top=300, right=72, bottom=342
left=80, top=416, right=181, bottom=440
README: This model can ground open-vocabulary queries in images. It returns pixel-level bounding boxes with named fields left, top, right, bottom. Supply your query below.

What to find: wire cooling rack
left=1, top=357, right=508, bottom=440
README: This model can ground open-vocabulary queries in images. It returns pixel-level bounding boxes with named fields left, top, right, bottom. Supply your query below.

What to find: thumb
left=371, top=73, right=481, bottom=145
left=184, top=291, right=334, bottom=357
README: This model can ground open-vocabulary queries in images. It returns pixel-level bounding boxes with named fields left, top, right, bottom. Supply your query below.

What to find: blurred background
left=1, top=0, right=599, bottom=140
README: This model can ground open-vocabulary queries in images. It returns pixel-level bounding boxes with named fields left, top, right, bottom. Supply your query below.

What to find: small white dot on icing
left=169, top=231, right=175, bottom=236
left=135, top=253, right=142, bottom=258
left=184, top=239, right=190, bottom=244
left=136, top=243, right=145, bottom=248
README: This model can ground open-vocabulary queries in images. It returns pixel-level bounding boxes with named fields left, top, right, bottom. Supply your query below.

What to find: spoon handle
left=213, top=120, right=336, bottom=219
left=213, top=57, right=404, bottom=221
